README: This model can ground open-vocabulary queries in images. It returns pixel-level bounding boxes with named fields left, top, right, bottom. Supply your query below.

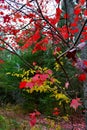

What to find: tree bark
left=81, top=47, right=87, bottom=129
left=62, top=0, right=87, bottom=129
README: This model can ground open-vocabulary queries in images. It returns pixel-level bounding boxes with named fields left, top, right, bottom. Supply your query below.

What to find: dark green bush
left=0, top=48, right=83, bottom=116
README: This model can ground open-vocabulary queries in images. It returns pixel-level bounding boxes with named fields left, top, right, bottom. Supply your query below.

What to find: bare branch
left=54, top=54, right=73, bottom=88
left=0, top=38, right=34, bottom=69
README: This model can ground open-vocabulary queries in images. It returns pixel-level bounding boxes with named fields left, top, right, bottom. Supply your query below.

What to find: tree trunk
left=81, top=47, right=87, bottom=129
left=62, top=0, right=87, bottom=128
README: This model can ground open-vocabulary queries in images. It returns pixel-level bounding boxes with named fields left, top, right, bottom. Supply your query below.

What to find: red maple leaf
left=26, top=82, right=34, bottom=89
left=32, top=29, right=40, bottom=42
left=70, top=98, right=82, bottom=111
left=0, top=11, right=4, bottom=15
left=31, top=73, right=49, bottom=86
left=29, top=112, right=36, bottom=127
left=19, top=81, right=27, bottom=89
left=80, top=0, right=85, bottom=4
left=1, top=0, right=4, bottom=3
left=32, top=37, right=48, bottom=53
left=53, top=107, right=60, bottom=116
left=78, top=73, right=86, bottom=81
left=22, top=37, right=32, bottom=50
left=29, top=110, right=40, bottom=127
left=55, top=0, right=60, bottom=3
left=74, top=4, right=81, bottom=15
left=84, top=10, right=87, bottom=16
left=3, top=15, right=10, bottom=23
left=83, top=60, right=87, bottom=66
left=34, top=109, right=41, bottom=116
left=32, top=44, right=47, bottom=53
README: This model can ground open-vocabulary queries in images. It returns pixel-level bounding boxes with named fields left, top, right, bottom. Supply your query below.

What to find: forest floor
left=0, top=104, right=86, bottom=130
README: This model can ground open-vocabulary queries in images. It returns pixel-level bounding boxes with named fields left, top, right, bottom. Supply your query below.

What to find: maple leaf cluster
left=29, top=110, right=41, bottom=127
left=19, top=69, right=53, bottom=89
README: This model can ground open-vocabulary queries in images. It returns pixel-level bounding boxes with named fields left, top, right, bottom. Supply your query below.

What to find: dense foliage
left=0, top=0, right=87, bottom=128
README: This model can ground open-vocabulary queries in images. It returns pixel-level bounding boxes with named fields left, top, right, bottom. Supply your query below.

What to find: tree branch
left=54, top=55, right=73, bottom=88
left=35, top=0, right=69, bottom=47
left=0, top=38, right=34, bottom=69
left=74, top=19, right=87, bottom=46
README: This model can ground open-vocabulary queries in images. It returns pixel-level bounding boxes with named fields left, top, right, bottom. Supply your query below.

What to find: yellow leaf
left=62, top=115, right=69, bottom=121
left=50, top=120, right=55, bottom=128
left=30, top=125, right=40, bottom=130
left=6, top=72, right=11, bottom=75
left=55, top=124, right=61, bottom=130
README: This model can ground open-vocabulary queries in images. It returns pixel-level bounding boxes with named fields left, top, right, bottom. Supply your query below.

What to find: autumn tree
left=60, top=0, right=87, bottom=128
left=0, top=0, right=87, bottom=128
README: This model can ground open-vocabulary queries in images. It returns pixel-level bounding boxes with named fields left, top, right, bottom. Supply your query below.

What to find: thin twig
left=35, top=0, right=68, bottom=46
left=0, top=38, right=34, bottom=69
left=74, top=19, right=87, bottom=46
left=5, top=0, right=38, bottom=17
left=54, top=55, right=73, bottom=88
left=57, top=19, right=87, bottom=60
